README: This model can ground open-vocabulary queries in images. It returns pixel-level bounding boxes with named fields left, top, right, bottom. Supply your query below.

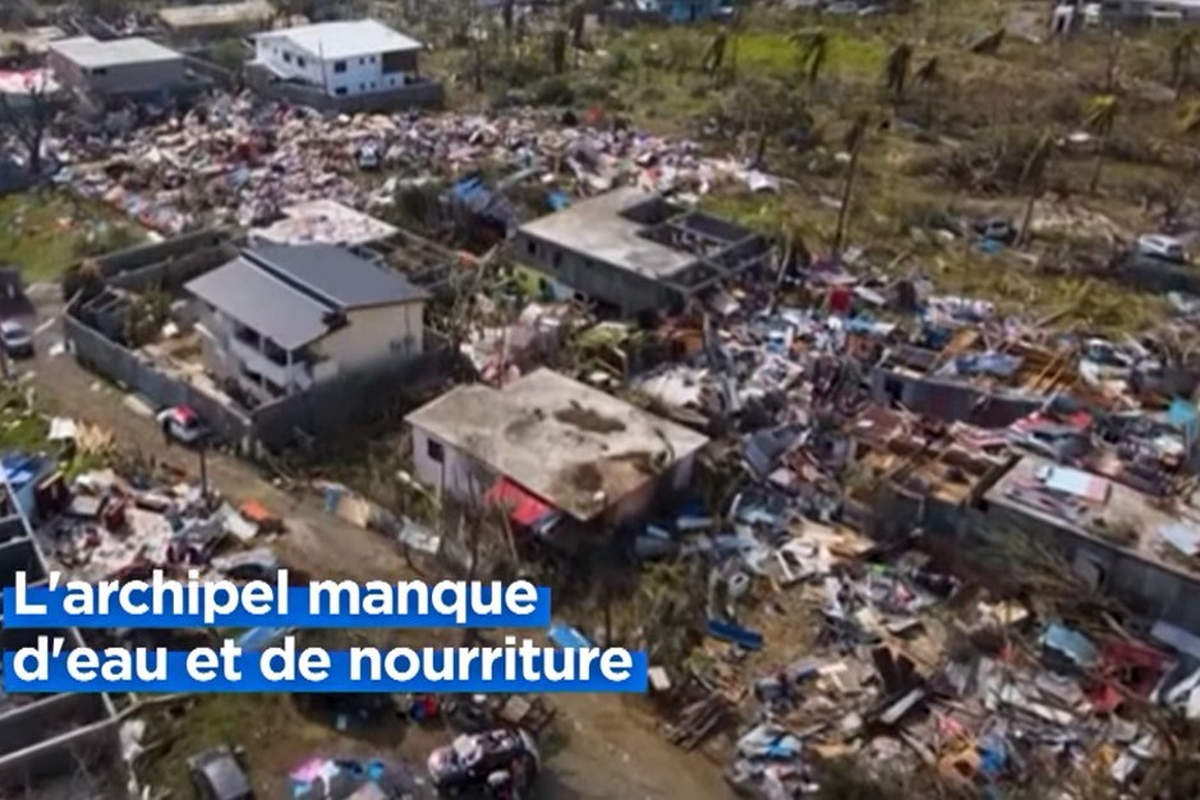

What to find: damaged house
left=512, top=187, right=772, bottom=316
left=405, top=368, right=710, bottom=534
left=186, top=242, right=429, bottom=407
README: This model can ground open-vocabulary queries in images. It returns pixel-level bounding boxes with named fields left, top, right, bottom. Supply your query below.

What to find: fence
left=244, top=64, right=444, bottom=113
left=66, top=307, right=454, bottom=452
left=65, top=311, right=255, bottom=446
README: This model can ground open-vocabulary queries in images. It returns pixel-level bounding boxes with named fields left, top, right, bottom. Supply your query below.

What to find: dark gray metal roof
left=245, top=242, right=431, bottom=310
left=186, top=257, right=331, bottom=350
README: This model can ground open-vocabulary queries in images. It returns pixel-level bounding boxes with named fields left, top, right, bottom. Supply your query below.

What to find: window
left=389, top=78, right=396, bottom=86
left=334, top=87, right=347, bottom=96
left=360, top=84, right=366, bottom=91
left=369, top=82, right=375, bottom=89
left=360, top=57, right=366, bottom=64
left=526, top=239, right=535, bottom=256
left=333, top=60, right=346, bottom=73
left=427, top=439, right=444, bottom=464
left=282, top=52, right=292, bottom=63
left=297, top=56, right=306, bottom=67
left=92, top=67, right=107, bottom=76
left=551, top=250, right=562, bottom=269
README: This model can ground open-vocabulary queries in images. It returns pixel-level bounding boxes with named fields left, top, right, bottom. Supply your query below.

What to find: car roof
left=0, top=320, right=25, bottom=332
left=198, top=752, right=252, bottom=798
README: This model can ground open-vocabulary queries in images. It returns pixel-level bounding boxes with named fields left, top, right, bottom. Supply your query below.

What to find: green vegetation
left=0, top=191, right=145, bottom=282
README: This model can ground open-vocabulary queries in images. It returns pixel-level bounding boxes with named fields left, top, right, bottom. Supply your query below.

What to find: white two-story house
left=251, top=18, right=425, bottom=97
left=186, top=243, right=429, bottom=406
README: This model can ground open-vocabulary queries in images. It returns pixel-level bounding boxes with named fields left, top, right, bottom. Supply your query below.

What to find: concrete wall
left=317, top=302, right=424, bottom=373
left=250, top=340, right=454, bottom=446
left=976, top=502, right=1200, bottom=633
left=410, top=426, right=698, bottom=527
left=65, top=310, right=256, bottom=445
left=513, top=231, right=684, bottom=315
left=253, top=33, right=421, bottom=96
left=0, top=716, right=119, bottom=790
left=869, top=367, right=1043, bottom=428
left=89, top=228, right=232, bottom=284
left=48, top=49, right=187, bottom=97
left=244, top=62, right=443, bottom=111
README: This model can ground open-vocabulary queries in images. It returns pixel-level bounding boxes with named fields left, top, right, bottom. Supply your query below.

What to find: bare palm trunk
left=1089, top=139, right=1106, bottom=195
left=833, top=139, right=863, bottom=259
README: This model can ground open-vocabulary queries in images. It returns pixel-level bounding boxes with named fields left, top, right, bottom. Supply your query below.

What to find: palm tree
left=884, top=43, right=913, bottom=100
left=833, top=112, right=870, bottom=260
left=790, top=27, right=829, bottom=86
left=1017, top=130, right=1054, bottom=247
left=1171, top=31, right=1197, bottom=98
left=1083, top=94, right=1119, bottom=194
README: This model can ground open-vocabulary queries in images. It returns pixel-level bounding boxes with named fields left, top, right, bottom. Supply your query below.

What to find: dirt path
left=23, top=295, right=733, bottom=800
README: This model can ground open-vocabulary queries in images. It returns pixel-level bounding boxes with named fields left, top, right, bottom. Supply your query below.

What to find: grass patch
left=0, top=190, right=145, bottom=282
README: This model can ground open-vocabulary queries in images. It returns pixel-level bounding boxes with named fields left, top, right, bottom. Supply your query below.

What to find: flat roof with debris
left=258, top=19, right=422, bottom=59
left=405, top=368, right=710, bottom=521
left=251, top=199, right=399, bottom=246
left=48, top=36, right=182, bottom=68
left=157, top=0, right=275, bottom=30
left=986, top=454, right=1200, bottom=581
left=519, top=187, right=697, bottom=280
left=517, top=187, right=772, bottom=293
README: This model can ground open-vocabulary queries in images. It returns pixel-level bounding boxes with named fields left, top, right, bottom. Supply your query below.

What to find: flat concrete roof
left=48, top=36, right=181, bottom=69
left=517, top=187, right=698, bottom=281
left=406, top=368, right=709, bottom=522
left=158, top=0, right=275, bottom=29
left=986, top=455, right=1200, bottom=582
left=261, top=19, right=422, bottom=59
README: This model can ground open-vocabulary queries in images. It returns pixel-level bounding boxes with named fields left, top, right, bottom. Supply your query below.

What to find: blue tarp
left=1040, top=622, right=1098, bottom=668
left=707, top=618, right=764, bottom=650
left=548, top=621, right=591, bottom=649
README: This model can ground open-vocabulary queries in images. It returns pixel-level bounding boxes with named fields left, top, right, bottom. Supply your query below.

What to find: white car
left=1136, top=234, right=1188, bottom=264
left=156, top=405, right=209, bottom=444
left=0, top=320, right=33, bottom=359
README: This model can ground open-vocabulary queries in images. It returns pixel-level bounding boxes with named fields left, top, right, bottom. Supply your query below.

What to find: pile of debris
left=36, top=465, right=275, bottom=582
left=43, top=91, right=775, bottom=237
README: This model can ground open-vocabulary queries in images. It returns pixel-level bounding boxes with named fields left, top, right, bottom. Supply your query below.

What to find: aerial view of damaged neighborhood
left=12, top=0, right=1200, bottom=795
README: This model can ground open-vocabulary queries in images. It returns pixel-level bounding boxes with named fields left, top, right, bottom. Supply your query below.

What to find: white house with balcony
left=185, top=242, right=428, bottom=407
left=250, top=18, right=426, bottom=97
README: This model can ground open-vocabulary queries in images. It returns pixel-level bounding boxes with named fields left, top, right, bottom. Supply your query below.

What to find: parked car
left=156, top=404, right=209, bottom=444
left=427, top=729, right=539, bottom=796
left=0, top=320, right=33, bottom=359
left=187, top=745, right=253, bottom=800
left=1136, top=233, right=1188, bottom=264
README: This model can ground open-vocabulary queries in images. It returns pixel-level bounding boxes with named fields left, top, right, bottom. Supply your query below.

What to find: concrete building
left=0, top=460, right=120, bottom=791
left=157, top=0, right=275, bottom=40
left=1088, top=0, right=1200, bottom=23
left=46, top=35, right=189, bottom=100
left=186, top=242, right=429, bottom=406
left=405, top=368, right=710, bottom=527
left=512, top=188, right=772, bottom=316
left=980, top=455, right=1200, bottom=633
left=251, top=18, right=426, bottom=97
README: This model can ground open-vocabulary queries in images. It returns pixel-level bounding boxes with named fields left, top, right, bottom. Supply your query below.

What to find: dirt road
left=22, top=291, right=733, bottom=800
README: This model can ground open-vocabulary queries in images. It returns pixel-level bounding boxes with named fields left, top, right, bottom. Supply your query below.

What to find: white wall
left=411, top=427, right=495, bottom=503
left=253, top=34, right=419, bottom=96
left=315, top=301, right=424, bottom=373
